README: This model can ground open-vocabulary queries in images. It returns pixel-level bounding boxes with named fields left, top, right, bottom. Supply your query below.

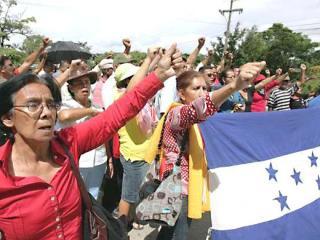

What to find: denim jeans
left=80, top=162, right=107, bottom=200
left=120, top=155, right=149, bottom=203
left=156, top=195, right=192, bottom=240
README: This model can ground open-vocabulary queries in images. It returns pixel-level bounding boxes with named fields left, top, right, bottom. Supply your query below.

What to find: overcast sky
left=12, top=0, right=320, bottom=54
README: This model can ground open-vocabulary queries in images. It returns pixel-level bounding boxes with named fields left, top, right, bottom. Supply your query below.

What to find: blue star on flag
left=274, top=191, right=290, bottom=211
left=291, top=168, right=303, bottom=185
left=316, top=175, right=320, bottom=190
left=266, top=163, right=278, bottom=182
left=308, top=152, right=318, bottom=167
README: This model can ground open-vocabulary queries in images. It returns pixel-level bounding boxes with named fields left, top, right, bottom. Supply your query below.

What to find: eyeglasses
left=13, top=101, right=61, bottom=114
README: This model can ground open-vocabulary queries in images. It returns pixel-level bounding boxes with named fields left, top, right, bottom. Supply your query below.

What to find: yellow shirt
left=116, top=90, right=150, bottom=161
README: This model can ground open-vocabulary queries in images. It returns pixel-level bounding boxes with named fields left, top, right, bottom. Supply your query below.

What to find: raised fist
left=122, top=38, right=131, bottom=48
left=276, top=68, right=282, bottom=76
left=42, top=37, right=51, bottom=48
left=198, top=37, right=205, bottom=48
left=208, top=49, right=214, bottom=56
left=300, top=64, right=307, bottom=71
left=265, top=69, right=270, bottom=76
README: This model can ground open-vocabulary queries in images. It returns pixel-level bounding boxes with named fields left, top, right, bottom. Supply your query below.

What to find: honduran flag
left=199, top=108, right=320, bottom=240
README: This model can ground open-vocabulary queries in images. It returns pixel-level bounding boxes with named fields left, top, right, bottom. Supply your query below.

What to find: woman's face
left=3, top=83, right=58, bottom=142
left=179, top=77, right=208, bottom=104
left=204, top=69, right=215, bottom=84
left=69, top=76, right=91, bottom=99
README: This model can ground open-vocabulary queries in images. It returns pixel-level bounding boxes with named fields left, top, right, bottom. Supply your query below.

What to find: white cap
left=99, top=59, right=114, bottom=69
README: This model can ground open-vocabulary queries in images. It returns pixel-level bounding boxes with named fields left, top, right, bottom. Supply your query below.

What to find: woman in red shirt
left=0, top=44, right=182, bottom=240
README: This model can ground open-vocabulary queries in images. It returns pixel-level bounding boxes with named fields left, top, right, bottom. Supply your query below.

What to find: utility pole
left=219, top=0, right=243, bottom=53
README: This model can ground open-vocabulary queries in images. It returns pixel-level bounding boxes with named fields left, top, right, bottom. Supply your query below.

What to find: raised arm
left=127, top=46, right=161, bottom=91
left=73, top=43, right=183, bottom=154
left=122, top=38, right=131, bottom=57
left=298, top=64, right=307, bottom=85
left=17, top=37, right=50, bottom=74
left=54, top=60, right=81, bottom=87
left=33, top=53, right=47, bottom=75
left=202, top=48, right=214, bottom=67
left=217, top=51, right=234, bottom=73
left=58, top=107, right=100, bottom=123
left=212, top=61, right=266, bottom=107
left=186, top=37, right=205, bottom=67
left=255, top=75, right=277, bottom=90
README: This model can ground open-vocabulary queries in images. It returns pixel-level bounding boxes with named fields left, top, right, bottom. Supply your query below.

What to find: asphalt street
left=129, top=212, right=212, bottom=240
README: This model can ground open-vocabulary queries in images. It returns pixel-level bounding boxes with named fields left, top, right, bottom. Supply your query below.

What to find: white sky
left=11, top=0, right=320, bottom=54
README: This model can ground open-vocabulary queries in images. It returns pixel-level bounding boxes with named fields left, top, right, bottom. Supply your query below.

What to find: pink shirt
left=92, top=76, right=108, bottom=108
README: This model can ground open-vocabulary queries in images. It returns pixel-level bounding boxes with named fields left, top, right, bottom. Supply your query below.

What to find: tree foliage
left=0, top=47, right=25, bottom=64
left=0, top=0, right=36, bottom=47
left=261, top=23, right=318, bottom=71
left=130, top=51, right=147, bottom=65
left=235, top=26, right=268, bottom=66
left=211, top=23, right=320, bottom=72
left=211, top=22, right=246, bottom=64
left=21, top=34, right=44, bottom=54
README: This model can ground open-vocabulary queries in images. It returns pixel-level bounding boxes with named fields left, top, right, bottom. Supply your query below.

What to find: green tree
left=261, top=23, right=318, bottom=71
left=211, top=22, right=246, bottom=64
left=21, top=34, right=44, bottom=54
left=210, top=23, right=319, bottom=72
left=235, top=26, right=268, bottom=66
left=0, top=47, right=25, bottom=64
left=130, top=51, right=147, bottom=65
left=0, top=0, right=36, bottom=47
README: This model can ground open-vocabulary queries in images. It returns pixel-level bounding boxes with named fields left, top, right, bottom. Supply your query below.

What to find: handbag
left=136, top=113, right=188, bottom=226
left=56, top=137, right=127, bottom=240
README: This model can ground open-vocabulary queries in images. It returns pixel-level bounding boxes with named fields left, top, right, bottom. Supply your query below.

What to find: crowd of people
left=0, top=36, right=317, bottom=240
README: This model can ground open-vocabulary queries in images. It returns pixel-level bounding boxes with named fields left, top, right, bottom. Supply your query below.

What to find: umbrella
left=46, top=41, right=92, bottom=63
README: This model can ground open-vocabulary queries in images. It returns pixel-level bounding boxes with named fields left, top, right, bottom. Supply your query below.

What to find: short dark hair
left=220, top=68, right=234, bottom=80
left=199, top=66, right=213, bottom=73
left=0, top=55, right=11, bottom=68
left=0, top=73, right=61, bottom=144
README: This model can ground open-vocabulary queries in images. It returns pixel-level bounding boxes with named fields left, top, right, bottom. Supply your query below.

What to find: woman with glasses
left=218, top=69, right=246, bottom=113
left=0, top=44, right=183, bottom=239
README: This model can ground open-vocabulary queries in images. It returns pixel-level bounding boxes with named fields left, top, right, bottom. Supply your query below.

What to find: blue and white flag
left=200, top=108, right=320, bottom=240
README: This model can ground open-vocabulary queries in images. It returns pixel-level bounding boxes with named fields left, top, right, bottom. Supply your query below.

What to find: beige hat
left=114, top=63, right=139, bottom=83
left=67, top=70, right=98, bottom=84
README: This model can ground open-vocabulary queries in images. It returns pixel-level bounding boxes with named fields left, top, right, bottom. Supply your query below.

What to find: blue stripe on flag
left=200, top=108, right=320, bottom=169
left=211, top=198, right=320, bottom=240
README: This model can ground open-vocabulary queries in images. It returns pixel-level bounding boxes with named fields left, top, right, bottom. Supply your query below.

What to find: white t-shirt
left=55, top=98, right=106, bottom=168
left=155, top=76, right=178, bottom=118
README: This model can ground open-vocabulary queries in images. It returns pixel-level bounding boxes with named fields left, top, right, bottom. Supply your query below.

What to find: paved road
left=129, top=212, right=212, bottom=240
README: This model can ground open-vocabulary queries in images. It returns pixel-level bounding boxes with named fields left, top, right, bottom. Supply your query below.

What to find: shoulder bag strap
left=55, top=136, right=93, bottom=211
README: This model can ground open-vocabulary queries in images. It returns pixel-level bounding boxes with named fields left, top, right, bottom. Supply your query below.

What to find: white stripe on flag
left=209, top=146, right=320, bottom=230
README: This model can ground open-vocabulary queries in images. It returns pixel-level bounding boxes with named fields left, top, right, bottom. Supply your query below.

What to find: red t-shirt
left=251, top=80, right=279, bottom=112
